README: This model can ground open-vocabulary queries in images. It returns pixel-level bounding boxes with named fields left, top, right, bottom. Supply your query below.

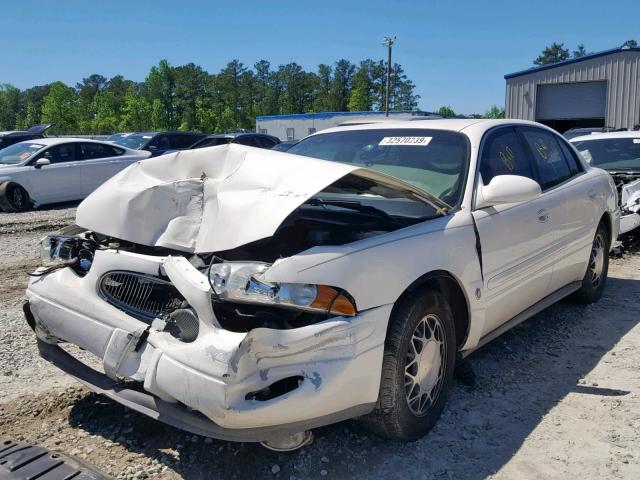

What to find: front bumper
left=26, top=249, right=390, bottom=441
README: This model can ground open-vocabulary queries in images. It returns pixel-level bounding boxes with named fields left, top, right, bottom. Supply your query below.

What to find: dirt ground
left=1, top=205, right=639, bottom=479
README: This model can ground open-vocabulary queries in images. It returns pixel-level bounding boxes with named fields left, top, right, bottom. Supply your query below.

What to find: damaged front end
left=26, top=145, right=445, bottom=442
left=612, top=172, right=640, bottom=235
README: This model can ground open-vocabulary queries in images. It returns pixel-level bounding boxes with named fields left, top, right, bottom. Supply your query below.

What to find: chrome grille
left=98, top=271, right=184, bottom=321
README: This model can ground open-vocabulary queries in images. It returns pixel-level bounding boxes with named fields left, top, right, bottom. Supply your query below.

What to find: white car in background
left=571, top=131, right=640, bottom=235
left=0, top=138, right=151, bottom=212
left=26, top=120, right=618, bottom=450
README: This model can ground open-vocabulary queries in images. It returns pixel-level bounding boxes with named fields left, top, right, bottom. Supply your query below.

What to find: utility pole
left=382, top=36, right=395, bottom=116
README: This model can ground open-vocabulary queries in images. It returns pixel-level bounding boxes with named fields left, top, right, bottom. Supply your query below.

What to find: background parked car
left=110, top=131, right=207, bottom=156
left=0, top=124, right=52, bottom=150
left=270, top=139, right=298, bottom=151
left=0, top=138, right=150, bottom=212
left=188, top=132, right=280, bottom=150
left=571, top=131, right=640, bottom=235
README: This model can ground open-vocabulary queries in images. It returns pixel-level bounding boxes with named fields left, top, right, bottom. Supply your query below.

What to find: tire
left=0, top=182, right=32, bottom=212
left=572, top=221, right=610, bottom=303
left=361, top=289, right=456, bottom=441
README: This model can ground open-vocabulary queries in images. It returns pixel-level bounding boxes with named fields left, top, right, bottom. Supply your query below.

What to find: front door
left=29, top=143, right=83, bottom=204
left=472, top=127, right=557, bottom=336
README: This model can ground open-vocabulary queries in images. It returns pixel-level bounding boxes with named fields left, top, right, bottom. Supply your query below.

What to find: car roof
left=13, top=137, right=127, bottom=147
left=314, top=118, right=548, bottom=135
left=570, top=131, right=640, bottom=142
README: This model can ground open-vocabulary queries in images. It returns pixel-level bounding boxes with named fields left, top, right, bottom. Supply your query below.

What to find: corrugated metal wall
left=505, top=50, right=640, bottom=129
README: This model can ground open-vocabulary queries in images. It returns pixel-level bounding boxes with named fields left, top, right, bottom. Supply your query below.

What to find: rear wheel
left=572, top=221, right=609, bottom=303
left=362, top=290, right=456, bottom=441
left=0, top=182, right=32, bottom=212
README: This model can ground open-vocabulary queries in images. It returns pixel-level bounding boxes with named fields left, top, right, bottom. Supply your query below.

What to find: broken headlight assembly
left=208, top=262, right=356, bottom=316
left=38, top=234, right=95, bottom=274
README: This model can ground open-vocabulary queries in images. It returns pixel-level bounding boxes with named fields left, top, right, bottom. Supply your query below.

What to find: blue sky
left=1, top=0, right=637, bottom=114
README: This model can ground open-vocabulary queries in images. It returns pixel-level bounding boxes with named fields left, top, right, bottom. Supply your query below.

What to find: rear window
left=287, top=128, right=470, bottom=206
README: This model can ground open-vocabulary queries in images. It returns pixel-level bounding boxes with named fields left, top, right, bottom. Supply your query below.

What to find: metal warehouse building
left=255, top=111, right=435, bottom=141
left=505, top=46, right=640, bottom=132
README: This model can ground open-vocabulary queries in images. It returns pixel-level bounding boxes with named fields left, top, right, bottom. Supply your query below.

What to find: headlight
left=209, top=262, right=356, bottom=316
left=39, top=235, right=93, bottom=271
left=40, top=235, right=77, bottom=266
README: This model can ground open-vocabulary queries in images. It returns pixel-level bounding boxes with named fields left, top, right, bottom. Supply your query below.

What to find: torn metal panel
left=75, top=144, right=445, bottom=253
left=76, top=145, right=357, bottom=252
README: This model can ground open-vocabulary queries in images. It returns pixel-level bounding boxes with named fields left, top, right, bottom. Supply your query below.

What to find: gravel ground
left=1, top=206, right=639, bottom=479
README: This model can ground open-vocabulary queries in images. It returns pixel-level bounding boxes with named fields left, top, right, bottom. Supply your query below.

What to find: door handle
left=588, top=189, right=597, bottom=200
left=537, top=208, right=549, bottom=223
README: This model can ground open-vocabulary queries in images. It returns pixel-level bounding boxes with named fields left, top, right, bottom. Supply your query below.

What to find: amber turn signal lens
left=310, top=285, right=357, bottom=316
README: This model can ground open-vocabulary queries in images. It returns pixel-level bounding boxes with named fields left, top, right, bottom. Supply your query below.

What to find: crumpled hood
left=76, top=144, right=361, bottom=253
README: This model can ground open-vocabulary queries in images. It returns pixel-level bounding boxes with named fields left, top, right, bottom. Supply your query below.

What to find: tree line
left=534, top=39, right=638, bottom=65
left=0, top=58, right=421, bottom=135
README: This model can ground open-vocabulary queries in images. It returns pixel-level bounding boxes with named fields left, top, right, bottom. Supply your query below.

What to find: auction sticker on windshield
left=379, top=136, right=432, bottom=146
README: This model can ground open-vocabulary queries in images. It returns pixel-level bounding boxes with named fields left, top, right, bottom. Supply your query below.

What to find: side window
left=557, top=138, right=584, bottom=175
left=519, top=128, right=573, bottom=190
left=154, top=135, right=172, bottom=150
left=479, top=128, right=535, bottom=185
left=41, top=144, right=78, bottom=163
left=81, top=143, right=120, bottom=160
left=170, top=134, right=200, bottom=149
left=260, top=137, right=278, bottom=148
left=234, top=136, right=260, bottom=147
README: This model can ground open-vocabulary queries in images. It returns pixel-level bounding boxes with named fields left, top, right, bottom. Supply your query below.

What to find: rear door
left=79, top=142, right=134, bottom=195
left=29, top=143, right=83, bottom=203
left=472, top=127, right=556, bottom=335
left=528, top=130, right=599, bottom=288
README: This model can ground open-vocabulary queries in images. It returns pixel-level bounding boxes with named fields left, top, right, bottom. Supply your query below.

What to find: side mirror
left=476, top=175, right=541, bottom=209
left=34, top=158, right=51, bottom=169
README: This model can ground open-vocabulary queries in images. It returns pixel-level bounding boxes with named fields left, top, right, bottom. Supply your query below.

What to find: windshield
left=0, top=142, right=45, bottom=165
left=287, top=128, right=470, bottom=206
left=112, top=134, right=152, bottom=149
left=573, top=137, right=640, bottom=171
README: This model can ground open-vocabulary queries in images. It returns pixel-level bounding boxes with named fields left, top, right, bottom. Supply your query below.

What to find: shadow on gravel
left=66, top=275, right=640, bottom=479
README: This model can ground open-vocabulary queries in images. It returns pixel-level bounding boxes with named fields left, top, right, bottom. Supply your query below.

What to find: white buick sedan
left=0, top=138, right=151, bottom=212
left=26, top=119, right=618, bottom=450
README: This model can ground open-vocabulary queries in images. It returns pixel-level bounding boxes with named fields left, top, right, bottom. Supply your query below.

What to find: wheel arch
left=392, top=270, right=471, bottom=350
left=599, top=211, right=613, bottom=247
left=0, top=180, right=33, bottom=212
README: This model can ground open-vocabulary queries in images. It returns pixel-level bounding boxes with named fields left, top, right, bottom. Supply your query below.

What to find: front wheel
left=572, top=221, right=610, bottom=303
left=0, top=182, right=32, bottom=212
left=362, top=290, right=456, bottom=441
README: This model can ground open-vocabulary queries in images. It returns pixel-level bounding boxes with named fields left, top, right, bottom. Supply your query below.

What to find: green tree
left=328, top=59, right=355, bottom=111
left=622, top=39, right=638, bottom=48
left=534, top=42, right=570, bottom=65
left=572, top=44, right=589, bottom=58
left=483, top=105, right=505, bottom=119
left=313, top=64, right=332, bottom=112
left=348, top=60, right=376, bottom=111
left=0, top=84, right=21, bottom=130
left=119, top=85, right=152, bottom=131
left=15, top=85, right=50, bottom=129
left=89, top=90, right=120, bottom=134
left=144, top=60, right=176, bottom=129
left=41, top=82, right=79, bottom=133
left=436, top=106, right=456, bottom=117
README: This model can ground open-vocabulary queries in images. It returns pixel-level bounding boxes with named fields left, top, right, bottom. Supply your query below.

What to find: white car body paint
left=26, top=120, right=619, bottom=441
left=0, top=138, right=150, bottom=207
